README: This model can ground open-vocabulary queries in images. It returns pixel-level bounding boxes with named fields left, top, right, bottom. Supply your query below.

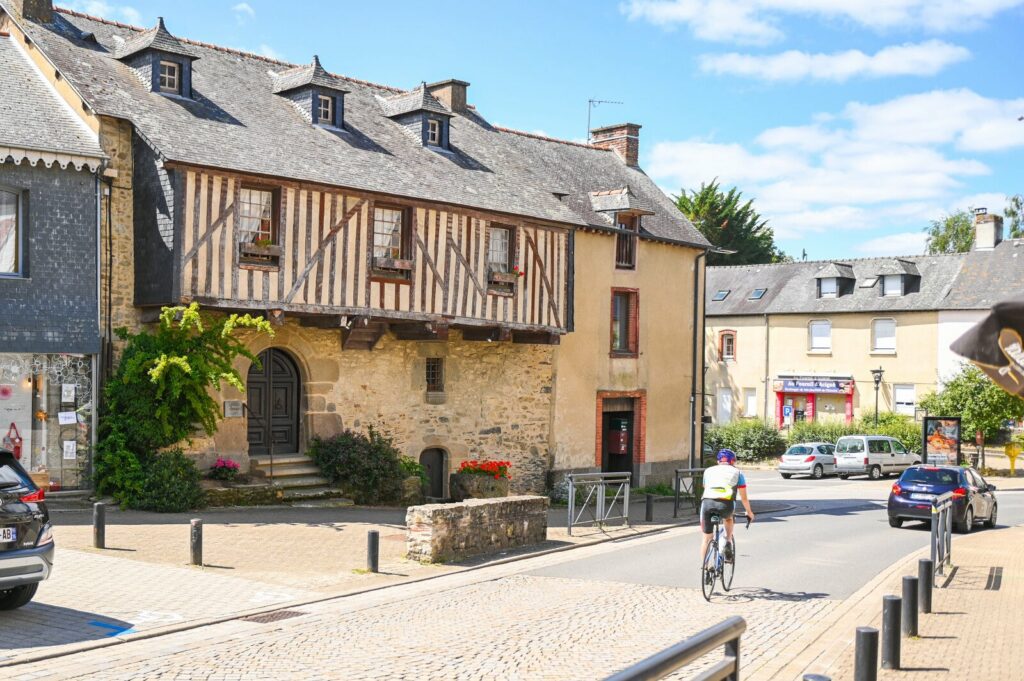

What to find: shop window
left=808, top=320, right=831, bottom=352
left=611, top=289, right=639, bottom=356
left=872, top=318, right=896, bottom=353
left=0, top=188, right=23, bottom=277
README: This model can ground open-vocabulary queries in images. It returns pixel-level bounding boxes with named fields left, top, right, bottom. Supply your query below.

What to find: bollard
left=367, top=530, right=380, bottom=573
left=902, top=576, right=919, bottom=637
left=92, top=502, right=105, bottom=549
left=882, top=595, right=901, bottom=670
left=645, top=494, right=654, bottom=522
left=854, top=627, right=878, bottom=681
left=919, top=559, right=934, bottom=614
left=190, top=518, right=202, bottom=566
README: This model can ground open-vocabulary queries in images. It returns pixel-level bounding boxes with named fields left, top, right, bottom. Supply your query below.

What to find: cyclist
left=700, top=449, right=755, bottom=562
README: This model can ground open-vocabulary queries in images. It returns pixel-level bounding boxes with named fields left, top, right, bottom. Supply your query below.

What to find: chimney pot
left=974, top=210, right=1003, bottom=251
left=426, top=79, right=470, bottom=113
left=7, top=0, right=53, bottom=22
left=590, top=122, right=641, bottom=167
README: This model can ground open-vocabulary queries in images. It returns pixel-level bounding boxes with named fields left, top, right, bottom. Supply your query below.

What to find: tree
left=675, top=179, right=786, bottom=265
left=924, top=209, right=974, bottom=254
left=919, top=365, right=1024, bottom=441
left=1005, top=194, right=1024, bottom=239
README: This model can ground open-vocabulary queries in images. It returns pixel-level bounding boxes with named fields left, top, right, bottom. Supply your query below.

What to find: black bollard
left=902, top=576, right=919, bottom=637
left=854, top=627, right=878, bottom=681
left=190, top=518, right=202, bottom=566
left=919, top=559, right=933, bottom=614
left=645, top=494, right=654, bottom=522
left=367, top=530, right=380, bottom=573
left=882, top=595, right=901, bottom=670
left=93, top=502, right=105, bottom=549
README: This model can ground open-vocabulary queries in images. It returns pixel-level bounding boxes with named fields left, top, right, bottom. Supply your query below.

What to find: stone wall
left=204, top=483, right=284, bottom=508
left=406, top=495, right=548, bottom=563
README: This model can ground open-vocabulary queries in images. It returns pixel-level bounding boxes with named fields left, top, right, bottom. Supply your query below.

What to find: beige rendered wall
left=705, top=316, right=768, bottom=422
left=551, top=231, right=701, bottom=474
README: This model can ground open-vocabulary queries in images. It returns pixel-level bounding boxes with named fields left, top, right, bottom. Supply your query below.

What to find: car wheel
left=0, top=583, right=38, bottom=611
left=984, top=504, right=997, bottom=529
left=913, top=460, right=921, bottom=465
left=812, top=465, right=823, bottom=480
left=956, top=508, right=974, bottom=534
left=888, top=516, right=903, bottom=528
left=869, top=466, right=882, bottom=480
left=780, top=473, right=792, bottom=479
left=838, top=474, right=849, bottom=480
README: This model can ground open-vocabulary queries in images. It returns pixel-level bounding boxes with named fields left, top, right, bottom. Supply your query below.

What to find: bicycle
left=701, top=513, right=751, bottom=601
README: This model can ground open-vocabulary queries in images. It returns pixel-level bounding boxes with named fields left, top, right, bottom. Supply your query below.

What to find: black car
left=887, top=464, right=997, bottom=533
left=0, top=447, right=54, bottom=609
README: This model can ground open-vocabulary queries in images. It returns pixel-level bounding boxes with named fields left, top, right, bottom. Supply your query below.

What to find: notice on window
left=61, top=383, right=76, bottom=403
left=58, top=411, right=77, bottom=425
left=62, top=440, right=77, bottom=460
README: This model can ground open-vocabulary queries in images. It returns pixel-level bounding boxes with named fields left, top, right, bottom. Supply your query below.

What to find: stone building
left=1, top=1, right=710, bottom=495
left=705, top=210, right=1024, bottom=429
left=0, top=17, right=105, bottom=490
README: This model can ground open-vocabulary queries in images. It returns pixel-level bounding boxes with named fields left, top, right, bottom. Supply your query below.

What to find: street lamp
left=870, top=367, right=885, bottom=425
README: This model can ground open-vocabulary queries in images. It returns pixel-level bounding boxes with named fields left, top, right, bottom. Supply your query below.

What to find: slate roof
left=9, top=8, right=708, bottom=248
left=271, top=55, right=349, bottom=95
left=706, top=255, right=965, bottom=316
left=814, top=262, right=855, bottom=279
left=0, top=33, right=103, bottom=160
left=875, top=259, right=921, bottom=276
left=379, top=84, right=451, bottom=118
left=589, top=187, right=656, bottom=215
left=111, top=16, right=196, bottom=60
left=943, top=239, right=1024, bottom=309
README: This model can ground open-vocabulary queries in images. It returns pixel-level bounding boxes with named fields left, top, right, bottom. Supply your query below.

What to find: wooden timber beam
left=391, top=322, right=449, bottom=341
left=512, top=330, right=561, bottom=345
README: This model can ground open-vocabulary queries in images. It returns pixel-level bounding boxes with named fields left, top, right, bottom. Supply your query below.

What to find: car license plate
left=910, top=493, right=935, bottom=501
left=0, top=527, right=15, bottom=543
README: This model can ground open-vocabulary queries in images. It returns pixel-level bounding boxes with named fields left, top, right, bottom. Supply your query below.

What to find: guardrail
left=605, top=616, right=745, bottom=681
left=673, top=467, right=705, bottom=518
left=930, top=491, right=953, bottom=575
left=567, top=472, right=631, bottom=536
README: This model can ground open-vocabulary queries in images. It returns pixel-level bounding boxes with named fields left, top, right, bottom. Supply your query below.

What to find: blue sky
left=66, top=1, right=1024, bottom=259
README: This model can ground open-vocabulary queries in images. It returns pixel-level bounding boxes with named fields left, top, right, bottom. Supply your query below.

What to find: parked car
left=778, top=442, right=836, bottom=479
left=887, top=465, right=997, bottom=533
left=1, top=447, right=54, bottom=610
left=834, top=435, right=919, bottom=480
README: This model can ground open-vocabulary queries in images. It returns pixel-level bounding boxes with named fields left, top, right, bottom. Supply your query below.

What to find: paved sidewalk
left=787, top=523, right=1024, bottom=680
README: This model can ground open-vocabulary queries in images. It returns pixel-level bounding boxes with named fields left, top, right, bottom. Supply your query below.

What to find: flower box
left=239, top=243, right=283, bottom=258
left=373, top=257, right=414, bottom=271
left=449, top=472, right=509, bottom=502
left=488, top=271, right=520, bottom=284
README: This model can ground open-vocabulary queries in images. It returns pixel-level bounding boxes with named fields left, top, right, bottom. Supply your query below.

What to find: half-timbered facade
left=3, top=1, right=709, bottom=494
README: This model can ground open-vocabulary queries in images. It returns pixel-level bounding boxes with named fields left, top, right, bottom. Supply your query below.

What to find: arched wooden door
left=247, top=349, right=300, bottom=456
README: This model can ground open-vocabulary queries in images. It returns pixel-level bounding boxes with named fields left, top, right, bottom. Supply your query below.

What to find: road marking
left=88, top=621, right=136, bottom=637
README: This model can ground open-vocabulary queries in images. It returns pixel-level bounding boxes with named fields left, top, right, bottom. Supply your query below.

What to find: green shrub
left=93, top=429, right=147, bottom=507
left=134, top=449, right=206, bottom=513
left=706, top=419, right=786, bottom=461
left=400, top=455, right=428, bottom=487
left=786, top=412, right=921, bottom=454
left=307, top=427, right=405, bottom=505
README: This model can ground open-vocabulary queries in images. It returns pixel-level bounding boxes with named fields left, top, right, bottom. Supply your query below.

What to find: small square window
left=882, top=274, right=903, bottom=297
left=427, top=119, right=441, bottom=146
left=819, top=277, right=838, bottom=298
left=159, top=60, right=180, bottom=94
left=317, top=95, right=334, bottom=125
left=426, top=358, right=445, bottom=393
left=749, top=288, right=767, bottom=300
left=712, top=290, right=730, bottom=301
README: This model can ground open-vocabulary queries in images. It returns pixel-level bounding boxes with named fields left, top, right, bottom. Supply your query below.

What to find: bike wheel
left=721, top=536, right=736, bottom=591
left=701, top=541, right=718, bottom=601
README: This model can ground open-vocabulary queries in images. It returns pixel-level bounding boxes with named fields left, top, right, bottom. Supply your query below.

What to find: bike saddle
left=710, top=513, right=721, bottom=523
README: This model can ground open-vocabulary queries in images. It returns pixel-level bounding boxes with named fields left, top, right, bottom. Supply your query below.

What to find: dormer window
left=882, top=274, right=903, bottom=297
left=317, top=95, right=334, bottom=126
left=615, top=214, right=638, bottom=269
left=427, top=119, right=441, bottom=145
left=271, top=56, right=349, bottom=130
left=819, top=277, right=838, bottom=298
left=159, top=60, right=180, bottom=94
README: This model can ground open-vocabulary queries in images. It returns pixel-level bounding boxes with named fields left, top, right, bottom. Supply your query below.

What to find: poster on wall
left=923, top=417, right=962, bottom=465
left=0, top=380, right=33, bottom=469
left=61, top=383, right=76, bottom=403
left=62, top=440, right=77, bottom=460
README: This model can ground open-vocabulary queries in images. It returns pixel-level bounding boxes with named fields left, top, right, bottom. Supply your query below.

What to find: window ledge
left=609, top=351, right=639, bottom=359
left=425, top=391, right=447, bottom=405
left=239, top=262, right=280, bottom=272
left=807, top=349, right=832, bottom=356
left=870, top=350, right=897, bottom=356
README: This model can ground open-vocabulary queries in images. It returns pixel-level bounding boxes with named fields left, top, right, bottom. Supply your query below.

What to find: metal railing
left=674, top=467, right=706, bottom=518
left=605, top=616, right=746, bottom=681
left=567, top=472, right=631, bottom=536
left=930, top=491, right=954, bottom=575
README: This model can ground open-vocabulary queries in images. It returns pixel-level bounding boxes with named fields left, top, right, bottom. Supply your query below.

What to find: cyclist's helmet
left=717, top=448, right=737, bottom=464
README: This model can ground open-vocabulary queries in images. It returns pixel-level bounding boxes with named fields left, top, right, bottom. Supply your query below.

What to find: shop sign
left=776, top=378, right=851, bottom=394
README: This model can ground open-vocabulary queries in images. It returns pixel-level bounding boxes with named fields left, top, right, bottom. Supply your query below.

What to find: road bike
left=701, top=513, right=751, bottom=601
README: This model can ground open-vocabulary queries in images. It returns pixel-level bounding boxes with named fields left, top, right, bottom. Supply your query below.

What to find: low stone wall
left=406, top=495, right=548, bottom=563
left=204, top=483, right=284, bottom=507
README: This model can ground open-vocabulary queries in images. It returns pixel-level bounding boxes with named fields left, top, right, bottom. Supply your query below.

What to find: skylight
left=749, top=288, right=767, bottom=300
left=713, top=290, right=730, bottom=301
left=860, top=277, right=879, bottom=288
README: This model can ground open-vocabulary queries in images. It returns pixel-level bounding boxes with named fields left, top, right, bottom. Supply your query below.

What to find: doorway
left=246, top=348, right=300, bottom=456
left=717, top=392, right=733, bottom=424
left=420, top=448, right=446, bottom=498
left=602, top=411, right=634, bottom=473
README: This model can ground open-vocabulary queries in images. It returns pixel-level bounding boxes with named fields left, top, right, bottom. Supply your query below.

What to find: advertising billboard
left=922, top=417, right=962, bottom=465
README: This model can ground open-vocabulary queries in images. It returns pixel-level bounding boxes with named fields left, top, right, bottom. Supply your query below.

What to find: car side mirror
left=988, top=484, right=997, bottom=492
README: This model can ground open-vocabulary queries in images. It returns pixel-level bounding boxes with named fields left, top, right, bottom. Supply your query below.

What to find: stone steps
left=249, top=454, right=349, bottom=502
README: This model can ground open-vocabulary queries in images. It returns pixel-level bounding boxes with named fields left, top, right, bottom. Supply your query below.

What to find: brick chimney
left=426, top=79, right=470, bottom=113
left=6, top=0, right=53, bottom=22
left=973, top=207, right=1003, bottom=251
left=590, top=123, right=641, bottom=167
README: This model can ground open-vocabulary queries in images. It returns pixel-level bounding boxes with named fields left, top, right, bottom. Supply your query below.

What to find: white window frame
left=808, top=320, right=832, bottom=352
left=427, top=119, right=441, bottom=146
left=819, top=277, right=838, bottom=298
left=743, top=388, right=757, bottom=417
left=158, top=60, right=180, bottom=94
left=721, top=332, right=736, bottom=361
left=872, top=318, right=897, bottom=353
left=487, top=225, right=512, bottom=274
left=0, top=187, right=22, bottom=277
left=317, top=95, right=334, bottom=125
left=882, top=274, right=903, bottom=297
left=894, top=384, right=915, bottom=416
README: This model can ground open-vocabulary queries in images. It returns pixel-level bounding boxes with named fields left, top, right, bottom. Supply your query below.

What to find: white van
left=834, top=435, right=920, bottom=480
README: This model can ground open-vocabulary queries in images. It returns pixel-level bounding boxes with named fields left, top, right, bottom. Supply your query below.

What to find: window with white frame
left=373, top=207, right=405, bottom=260
left=427, top=119, right=441, bottom=145
left=743, top=388, right=757, bottom=417
left=882, top=274, right=903, bottom=297
left=872, top=318, right=896, bottom=352
left=159, top=60, right=180, bottom=94
left=238, top=187, right=277, bottom=245
left=487, top=225, right=512, bottom=273
left=317, top=95, right=334, bottom=125
left=819, top=277, right=838, bottom=298
left=0, top=189, right=20, bottom=276
left=894, top=384, right=915, bottom=416
left=720, top=331, right=736, bottom=361
left=809, top=320, right=831, bottom=351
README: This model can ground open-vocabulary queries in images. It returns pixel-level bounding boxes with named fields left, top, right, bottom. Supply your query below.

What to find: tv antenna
left=587, top=98, right=623, bottom=141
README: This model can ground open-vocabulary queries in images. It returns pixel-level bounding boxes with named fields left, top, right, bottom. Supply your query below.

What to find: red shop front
left=773, top=376, right=855, bottom=428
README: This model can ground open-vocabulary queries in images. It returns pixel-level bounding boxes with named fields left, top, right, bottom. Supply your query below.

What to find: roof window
left=712, top=290, right=730, bottom=302
left=749, top=288, right=767, bottom=300
left=860, top=277, right=879, bottom=288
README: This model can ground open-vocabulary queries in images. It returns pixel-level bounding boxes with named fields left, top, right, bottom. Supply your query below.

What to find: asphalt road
left=530, top=469, right=1024, bottom=599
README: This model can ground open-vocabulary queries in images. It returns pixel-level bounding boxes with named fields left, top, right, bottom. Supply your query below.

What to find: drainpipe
left=689, top=251, right=707, bottom=469
left=763, top=312, right=770, bottom=424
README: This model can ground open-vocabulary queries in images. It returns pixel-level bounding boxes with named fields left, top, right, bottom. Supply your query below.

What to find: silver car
left=778, top=442, right=836, bottom=479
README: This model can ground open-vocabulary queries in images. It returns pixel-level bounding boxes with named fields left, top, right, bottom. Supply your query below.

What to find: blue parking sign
left=783, top=405, right=793, bottom=417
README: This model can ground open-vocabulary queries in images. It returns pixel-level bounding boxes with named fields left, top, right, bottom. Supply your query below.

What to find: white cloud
left=855, top=232, right=929, bottom=256
left=232, top=2, right=256, bottom=23
left=64, top=0, right=142, bottom=24
left=621, top=0, right=1024, bottom=43
left=699, top=41, right=970, bottom=82
left=953, top=192, right=1008, bottom=214
left=258, top=44, right=284, bottom=61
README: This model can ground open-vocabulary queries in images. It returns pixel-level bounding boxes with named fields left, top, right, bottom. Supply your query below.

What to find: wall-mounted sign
left=223, top=400, right=244, bottom=418
left=923, top=417, right=961, bottom=465
left=775, top=377, right=853, bottom=394
left=58, top=411, right=77, bottom=425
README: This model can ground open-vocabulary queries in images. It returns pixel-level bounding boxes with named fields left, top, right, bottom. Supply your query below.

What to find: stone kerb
left=406, top=495, right=548, bottom=563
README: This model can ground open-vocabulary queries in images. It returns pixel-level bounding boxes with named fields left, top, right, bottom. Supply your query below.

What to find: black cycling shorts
left=700, top=499, right=735, bottom=534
